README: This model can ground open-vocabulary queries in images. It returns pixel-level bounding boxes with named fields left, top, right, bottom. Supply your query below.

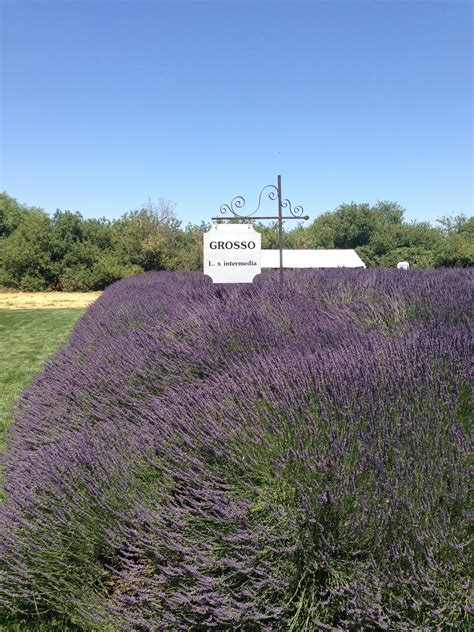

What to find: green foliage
left=113, top=199, right=178, bottom=269
left=435, top=234, right=474, bottom=267
left=434, top=214, right=474, bottom=267
left=2, top=212, right=56, bottom=289
left=0, top=192, right=45, bottom=238
left=0, top=193, right=471, bottom=290
left=88, top=253, right=143, bottom=290
left=437, top=213, right=474, bottom=236
left=306, top=201, right=405, bottom=250
left=306, top=201, right=465, bottom=269
left=376, top=246, right=436, bottom=269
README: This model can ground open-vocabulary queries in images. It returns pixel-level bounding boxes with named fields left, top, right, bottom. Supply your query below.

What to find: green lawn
left=0, top=309, right=84, bottom=450
left=0, top=309, right=85, bottom=631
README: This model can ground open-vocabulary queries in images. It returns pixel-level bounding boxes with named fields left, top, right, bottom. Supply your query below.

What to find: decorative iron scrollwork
left=281, top=198, right=305, bottom=218
left=211, top=175, right=309, bottom=293
left=219, top=184, right=282, bottom=218
left=215, top=177, right=307, bottom=221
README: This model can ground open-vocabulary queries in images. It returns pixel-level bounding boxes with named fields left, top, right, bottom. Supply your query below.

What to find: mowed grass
left=0, top=308, right=83, bottom=631
left=0, top=309, right=84, bottom=450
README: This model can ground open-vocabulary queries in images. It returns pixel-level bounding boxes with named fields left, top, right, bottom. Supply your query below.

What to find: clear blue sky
left=1, top=0, right=472, bottom=225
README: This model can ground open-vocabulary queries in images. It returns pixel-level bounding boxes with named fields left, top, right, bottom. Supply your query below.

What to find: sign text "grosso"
left=209, top=241, right=256, bottom=250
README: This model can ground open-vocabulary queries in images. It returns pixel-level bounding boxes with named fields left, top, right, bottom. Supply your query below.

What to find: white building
left=261, top=249, right=366, bottom=269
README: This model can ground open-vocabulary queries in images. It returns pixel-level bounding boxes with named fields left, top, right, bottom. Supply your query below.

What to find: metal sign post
left=212, top=175, right=309, bottom=293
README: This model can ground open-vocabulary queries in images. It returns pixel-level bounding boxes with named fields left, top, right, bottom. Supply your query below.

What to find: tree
left=437, top=213, right=474, bottom=236
left=434, top=214, right=474, bottom=267
left=1, top=212, right=56, bottom=289
left=0, top=192, right=45, bottom=238
left=113, top=199, right=178, bottom=268
left=0, top=190, right=471, bottom=290
left=306, top=201, right=405, bottom=252
left=435, top=234, right=474, bottom=267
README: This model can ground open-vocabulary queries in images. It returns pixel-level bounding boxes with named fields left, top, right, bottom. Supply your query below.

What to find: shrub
left=2, top=213, right=58, bottom=289
left=1, top=270, right=471, bottom=630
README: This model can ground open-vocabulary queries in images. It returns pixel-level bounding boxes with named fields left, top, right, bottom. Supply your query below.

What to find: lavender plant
left=1, top=269, right=472, bottom=630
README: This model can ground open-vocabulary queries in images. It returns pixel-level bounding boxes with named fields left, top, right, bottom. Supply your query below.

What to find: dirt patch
left=0, top=291, right=102, bottom=310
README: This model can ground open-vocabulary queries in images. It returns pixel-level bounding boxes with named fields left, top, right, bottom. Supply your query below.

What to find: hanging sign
left=203, top=224, right=261, bottom=283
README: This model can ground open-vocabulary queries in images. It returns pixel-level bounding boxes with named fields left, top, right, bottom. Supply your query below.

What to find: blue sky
left=1, top=0, right=472, bottom=225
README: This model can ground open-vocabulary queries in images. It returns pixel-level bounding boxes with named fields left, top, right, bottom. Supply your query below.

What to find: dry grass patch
left=0, top=291, right=102, bottom=310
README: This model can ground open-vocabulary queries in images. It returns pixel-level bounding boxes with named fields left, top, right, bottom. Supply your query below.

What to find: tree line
left=0, top=192, right=472, bottom=291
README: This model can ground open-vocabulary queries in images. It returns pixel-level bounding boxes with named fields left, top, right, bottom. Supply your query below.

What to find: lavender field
left=1, top=270, right=472, bottom=631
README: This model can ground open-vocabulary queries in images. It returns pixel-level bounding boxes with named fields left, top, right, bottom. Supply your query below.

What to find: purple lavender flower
left=1, top=269, right=471, bottom=629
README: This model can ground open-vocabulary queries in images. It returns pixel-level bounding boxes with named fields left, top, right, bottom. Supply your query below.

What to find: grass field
left=0, top=307, right=84, bottom=631
left=0, top=291, right=101, bottom=311
left=0, top=309, right=84, bottom=448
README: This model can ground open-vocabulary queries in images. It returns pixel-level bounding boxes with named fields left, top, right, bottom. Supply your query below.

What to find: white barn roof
left=261, top=249, right=366, bottom=269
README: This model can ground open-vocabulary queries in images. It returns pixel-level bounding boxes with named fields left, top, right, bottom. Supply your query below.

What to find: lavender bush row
left=1, top=269, right=472, bottom=630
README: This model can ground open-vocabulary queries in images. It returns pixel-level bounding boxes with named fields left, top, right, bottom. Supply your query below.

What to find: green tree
left=113, top=199, right=178, bottom=268
left=434, top=214, right=474, bottom=267
left=305, top=201, right=405, bottom=263
left=437, top=213, right=474, bottom=236
left=435, top=234, right=474, bottom=267
left=1, top=189, right=471, bottom=290
left=1, top=212, right=56, bottom=289
left=0, top=192, right=45, bottom=238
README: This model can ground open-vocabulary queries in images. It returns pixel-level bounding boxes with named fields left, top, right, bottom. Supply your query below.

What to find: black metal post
left=277, top=175, right=283, bottom=294
left=213, top=177, right=309, bottom=296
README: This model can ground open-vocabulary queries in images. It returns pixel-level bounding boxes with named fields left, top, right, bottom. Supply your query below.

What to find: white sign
left=203, top=224, right=261, bottom=283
